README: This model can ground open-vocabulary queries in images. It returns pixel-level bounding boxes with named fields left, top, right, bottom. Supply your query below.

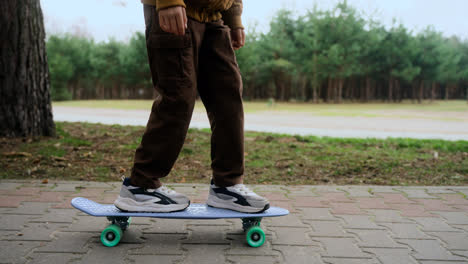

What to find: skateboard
left=71, top=197, right=289, bottom=247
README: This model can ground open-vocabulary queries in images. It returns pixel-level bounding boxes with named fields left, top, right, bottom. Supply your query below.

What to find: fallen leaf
left=119, top=167, right=126, bottom=173
left=2, top=152, right=32, bottom=157
left=42, top=179, right=49, bottom=184
left=180, top=177, right=186, bottom=183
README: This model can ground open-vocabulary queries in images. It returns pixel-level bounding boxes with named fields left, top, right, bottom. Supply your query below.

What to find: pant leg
left=130, top=5, right=199, bottom=188
left=197, top=20, right=244, bottom=187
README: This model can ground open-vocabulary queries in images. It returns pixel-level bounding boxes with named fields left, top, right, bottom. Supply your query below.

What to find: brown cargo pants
left=130, top=5, right=244, bottom=188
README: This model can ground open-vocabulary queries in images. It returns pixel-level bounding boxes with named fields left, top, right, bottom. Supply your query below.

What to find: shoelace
left=232, top=184, right=253, bottom=196
left=147, top=186, right=175, bottom=195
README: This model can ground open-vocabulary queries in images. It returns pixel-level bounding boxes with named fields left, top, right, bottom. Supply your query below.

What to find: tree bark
left=0, top=0, right=55, bottom=137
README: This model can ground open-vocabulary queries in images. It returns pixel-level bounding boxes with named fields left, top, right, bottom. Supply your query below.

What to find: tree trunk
left=0, top=0, right=55, bottom=137
left=388, top=76, right=393, bottom=102
left=431, top=82, right=436, bottom=102
left=418, top=80, right=424, bottom=103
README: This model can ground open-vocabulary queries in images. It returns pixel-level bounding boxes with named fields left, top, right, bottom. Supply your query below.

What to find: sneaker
left=114, top=178, right=190, bottom=212
left=206, top=180, right=270, bottom=213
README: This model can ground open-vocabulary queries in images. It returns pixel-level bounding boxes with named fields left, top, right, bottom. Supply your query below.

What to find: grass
left=53, top=100, right=468, bottom=121
left=1, top=122, right=467, bottom=185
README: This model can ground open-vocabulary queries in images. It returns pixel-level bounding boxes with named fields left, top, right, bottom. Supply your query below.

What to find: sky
left=41, top=0, right=468, bottom=42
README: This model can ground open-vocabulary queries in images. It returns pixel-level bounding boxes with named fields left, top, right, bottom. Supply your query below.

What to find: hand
left=159, top=6, right=187, bottom=36
left=230, top=28, right=245, bottom=50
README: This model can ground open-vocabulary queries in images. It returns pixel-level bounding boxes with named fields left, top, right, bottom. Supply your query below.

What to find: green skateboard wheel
left=246, top=226, right=265, bottom=247
left=101, top=224, right=122, bottom=247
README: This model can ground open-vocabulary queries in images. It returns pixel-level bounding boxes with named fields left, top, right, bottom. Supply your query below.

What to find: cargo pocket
left=147, top=32, right=192, bottom=81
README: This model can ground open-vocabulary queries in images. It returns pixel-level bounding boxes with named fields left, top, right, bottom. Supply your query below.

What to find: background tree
left=44, top=1, right=468, bottom=103
left=0, top=0, right=55, bottom=137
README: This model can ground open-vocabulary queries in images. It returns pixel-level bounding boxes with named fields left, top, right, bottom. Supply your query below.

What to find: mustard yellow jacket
left=140, top=0, right=243, bottom=29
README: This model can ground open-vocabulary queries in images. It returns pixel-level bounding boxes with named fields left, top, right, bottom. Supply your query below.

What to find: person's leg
left=197, top=20, right=244, bottom=188
left=198, top=20, right=270, bottom=213
left=130, top=5, right=200, bottom=189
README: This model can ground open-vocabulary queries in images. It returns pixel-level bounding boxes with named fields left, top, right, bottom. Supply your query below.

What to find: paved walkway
left=1, top=180, right=468, bottom=264
left=53, top=106, right=468, bottom=141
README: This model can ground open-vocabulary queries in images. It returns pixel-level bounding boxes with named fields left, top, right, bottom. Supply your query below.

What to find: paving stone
left=35, top=232, right=92, bottom=253
left=268, top=213, right=308, bottom=227
left=263, top=192, right=290, bottom=201
left=0, top=182, right=21, bottom=190
left=129, top=234, right=186, bottom=255
left=228, top=255, right=280, bottom=264
left=183, top=225, right=231, bottom=244
left=396, top=188, right=436, bottom=199
left=47, top=183, right=81, bottom=192
left=3, top=222, right=66, bottom=241
left=6, top=187, right=42, bottom=196
left=367, top=186, right=399, bottom=193
left=0, top=214, right=34, bottom=230
left=119, top=227, right=145, bottom=244
left=427, top=232, right=468, bottom=250
left=283, top=186, right=317, bottom=197
left=453, top=225, right=468, bottom=232
left=438, top=194, right=468, bottom=205
left=0, top=195, right=30, bottom=207
left=25, top=192, right=70, bottom=203
left=30, top=208, right=76, bottom=223
left=337, top=215, right=383, bottom=230
left=4, top=202, right=50, bottom=215
left=321, top=257, right=379, bottom=264
left=452, top=250, right=468, bottom=258
left=434, top=211, right=468, bottom=225
left=367, top=209, right=412, bottom=223
left=426, top=187, right=457, bottom=194
left=182, top=244, right=229, bottom=264
left=398, top=239, right=465, bottom=261
left=63, top=215, right=108, bottom=232
left=0, top=241, right=42, bottom=264
left=301, top=208, right=339, bottom=221
left=416, top=199, right=458, bottom=212
left=349, top=229, right=404, bottom=248
left=355, top=198, right=390, bottom=209
left=412, top=217, right=460, bottom=232
left=28, top=252, right=83, bottom=264
left=270, top=201, right=295, bottom=212
left=320, top=192, right=353, bottom=203
left=387, top=203, right=434, bottom=217
left=271, top=227, right=317, bottom=246
left=314, top=237, right=370, bottom=258
left=226, top=234, right=280, bottom=256
left=52, top=196, right=74, bottom=209
left=341, top=186, right=374, bottom=197
left=312, top=186, right=342, bottom=193
left=377, top=193, right=415, bottom=204
left=330, top=202, right=364, bottom=215
left=128, top=255, right=183, bottom=264
left=364, top=248, right=418, bottom=264
left=419, top=261, right=468, bottom=264
left=78, top=243, right=142, bottom=264
left=306, top=220, right=351, bottom=237
left=141, top=219, right=188, bottom=234
left=379, top=223, right=430, bottom=239
left=273, top=245, right=324, bottom=264
left=293, top=197, right=329, bottom=208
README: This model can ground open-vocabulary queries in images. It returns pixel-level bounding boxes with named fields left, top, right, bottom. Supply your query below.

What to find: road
left=53, top=106, right=468, bottom=141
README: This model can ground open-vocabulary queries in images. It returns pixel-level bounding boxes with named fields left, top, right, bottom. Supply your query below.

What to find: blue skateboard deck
left=71, top=197, right=289, bottom=247
left=71, top=197, right=289, bottom=219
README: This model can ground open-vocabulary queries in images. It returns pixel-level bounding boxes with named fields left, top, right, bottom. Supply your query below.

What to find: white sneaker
left=206, top=180, right=270, bottom=213
left=114, top=178, right=190, bottom=212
